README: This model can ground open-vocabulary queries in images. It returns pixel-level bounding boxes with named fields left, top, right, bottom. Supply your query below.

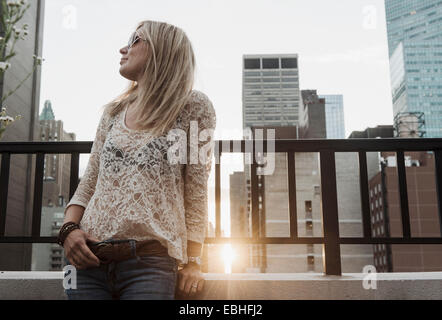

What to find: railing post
left=358, top=151, right=372, bottom=238
left=31, top=153, right=44, bottom=237
left=320, top=150, right=342, bottom=275
left=251, top=161, right=260, bottom=239
left=396, top=151, right=411, bottom=238
left=0, top=153, right=10, bottom=236
left=434, top=150, right=442, bottom=236
left=68, top=152, right=80, bottom=200
left=215, top=141, right=221, bottom=238
left=287, top=151, right=298, bottom=240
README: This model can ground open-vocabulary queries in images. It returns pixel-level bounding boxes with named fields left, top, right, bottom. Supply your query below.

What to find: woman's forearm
left=187, top=240, right=202, bottom=256
left=63, top=204, right=85, bottom=224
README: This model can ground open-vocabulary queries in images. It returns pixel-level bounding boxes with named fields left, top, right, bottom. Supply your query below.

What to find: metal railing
left=1, top=138, right=442, bottom=275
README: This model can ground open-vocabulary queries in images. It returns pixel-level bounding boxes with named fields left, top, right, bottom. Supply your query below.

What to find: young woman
left=59, top=20, right=216, bottom=300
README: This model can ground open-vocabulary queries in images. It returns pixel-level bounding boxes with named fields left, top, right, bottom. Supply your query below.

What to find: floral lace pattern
left=64, top=90, right=216, bottom=264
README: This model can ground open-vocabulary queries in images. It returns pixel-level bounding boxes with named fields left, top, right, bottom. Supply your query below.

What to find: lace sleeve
left=184, top=92, right=217, bottom=245
left=64, top=109, right=111, bottom=215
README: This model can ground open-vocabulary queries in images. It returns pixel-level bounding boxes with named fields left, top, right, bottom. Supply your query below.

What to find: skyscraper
left=0, top=0, right=46, bottom=270
left=319, top=94, right=345, bottom=139
left=32, top=100, right=76, bottom=271
left=242, top=54, right=300, bottom=129
left=385, top=0, right=442, bottom=137
left=299, top=90, right=327, bottom=139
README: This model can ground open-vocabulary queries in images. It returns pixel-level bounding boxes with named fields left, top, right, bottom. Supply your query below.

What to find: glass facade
left=385, top=0, right=442, bottom=137
left=319, top=95, right=346, bottom=139
left=385, top=0, right=442, bottom=57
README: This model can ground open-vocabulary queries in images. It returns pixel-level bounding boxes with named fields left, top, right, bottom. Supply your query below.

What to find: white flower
left=7, top=0, right=26, bottom=7
left=0, top=115, right=14, bottom=122
left=33, top=55, right=44, bottom=65
left=0, top=62, right=11, bottom=71
left=6, top=0, right=19, bottom=7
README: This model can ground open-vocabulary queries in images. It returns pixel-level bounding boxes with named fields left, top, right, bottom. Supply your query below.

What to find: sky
left=39, top=0, right=394, bottom=232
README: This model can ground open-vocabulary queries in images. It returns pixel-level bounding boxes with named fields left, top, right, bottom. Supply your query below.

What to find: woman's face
left=119, top=29, right=149, bottom=82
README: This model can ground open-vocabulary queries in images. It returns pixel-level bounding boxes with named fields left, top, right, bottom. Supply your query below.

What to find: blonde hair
left=103, top=20, right=196, bottom=137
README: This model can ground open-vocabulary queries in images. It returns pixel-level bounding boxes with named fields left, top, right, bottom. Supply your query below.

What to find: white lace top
left=64, top=90, right=216, bottom=264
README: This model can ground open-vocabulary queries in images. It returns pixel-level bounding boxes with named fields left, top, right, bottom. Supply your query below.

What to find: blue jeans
left=64, top=252, right=178, bottom=300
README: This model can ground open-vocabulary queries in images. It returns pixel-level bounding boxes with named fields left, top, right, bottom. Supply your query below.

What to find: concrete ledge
left=1, top=271, right=442, bottom=300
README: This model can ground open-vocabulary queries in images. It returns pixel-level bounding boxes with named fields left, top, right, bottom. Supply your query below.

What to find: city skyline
left=40, top=0, right=394, bottom=176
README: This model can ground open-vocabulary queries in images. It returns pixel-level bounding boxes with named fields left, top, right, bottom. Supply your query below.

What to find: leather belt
left=87, top=238, right=169, bottom=264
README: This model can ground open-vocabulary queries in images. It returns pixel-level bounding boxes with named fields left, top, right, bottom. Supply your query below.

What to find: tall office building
left=385, top=0, right=442, bottom=137
left=31, top=100, right=76, bottom=271
left=242, top=54, right=301, bottom=129
left=0, top=0, right=45, bottom=270
left=319, top=94, right=345, bottom=139
left=368, top=151, right=442, bottom=272
left=39, top=100, right=75, bottom=207
left=299, top=90, right=327, bottom=139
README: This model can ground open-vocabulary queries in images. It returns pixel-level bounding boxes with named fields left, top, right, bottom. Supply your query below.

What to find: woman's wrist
left=187, top=240, right=202, bottom=257
left=57, top=221, right=80, bottom=247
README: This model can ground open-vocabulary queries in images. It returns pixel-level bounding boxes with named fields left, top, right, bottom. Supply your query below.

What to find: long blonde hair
left=103, top=20, right=196, bottom=137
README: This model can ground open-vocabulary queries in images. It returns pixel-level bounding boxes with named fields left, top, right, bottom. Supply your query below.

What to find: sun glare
left=222, top=244, right=236, bottom=274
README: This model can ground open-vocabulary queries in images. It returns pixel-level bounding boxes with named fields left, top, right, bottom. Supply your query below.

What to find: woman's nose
left=120, top=46, right=128, bottom=54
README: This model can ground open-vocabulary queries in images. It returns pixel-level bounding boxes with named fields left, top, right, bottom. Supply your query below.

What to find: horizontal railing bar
left=204, top=237, right=325, bottom=244
left=0, top=237, right=57, bottom=243
left=339, top=237, right=442, bottom=244
left=2, top=139, right=442, bottom=154
left=1, top=236, right=441, bottom=245
left=204, top=237, right=442, bottom=244
left=0, top=141, right=93, bottom=153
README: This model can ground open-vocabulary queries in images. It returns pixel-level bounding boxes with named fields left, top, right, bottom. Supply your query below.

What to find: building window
left=307, top=254, right=315, bottom=265
left=281, top=58, right=298, bottom=69
left=306, top=219, right=313, bottom=230
left=262, top=58, right=279, bottom=69
left=305, top=201, right=312, bottom=213
left=54, top=212, right=64, bottom=219
left=245, top=71, right=261, bottom=76
left=244, top=58, right=260, bottom=69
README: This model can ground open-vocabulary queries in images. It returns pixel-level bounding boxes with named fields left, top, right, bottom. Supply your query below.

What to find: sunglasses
left=128, top=31, right=143, bottom=49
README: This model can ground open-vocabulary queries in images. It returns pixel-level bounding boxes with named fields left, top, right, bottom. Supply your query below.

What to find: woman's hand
left=63, top=229, right=101, bottom=270
left=177, top=263, right=204, bottom=296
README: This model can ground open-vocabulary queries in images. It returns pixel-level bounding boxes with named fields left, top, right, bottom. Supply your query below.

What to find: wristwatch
left=187, top=255, right=201, bottom=266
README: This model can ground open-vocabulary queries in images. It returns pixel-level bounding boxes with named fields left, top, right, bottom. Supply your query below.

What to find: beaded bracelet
left=57, top=221, right=80, bottom=247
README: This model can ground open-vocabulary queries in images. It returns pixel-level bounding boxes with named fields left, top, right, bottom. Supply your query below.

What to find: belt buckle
left=89, top=239, right=137, bottom=264
left=89, top=240, right=112, bottom=249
